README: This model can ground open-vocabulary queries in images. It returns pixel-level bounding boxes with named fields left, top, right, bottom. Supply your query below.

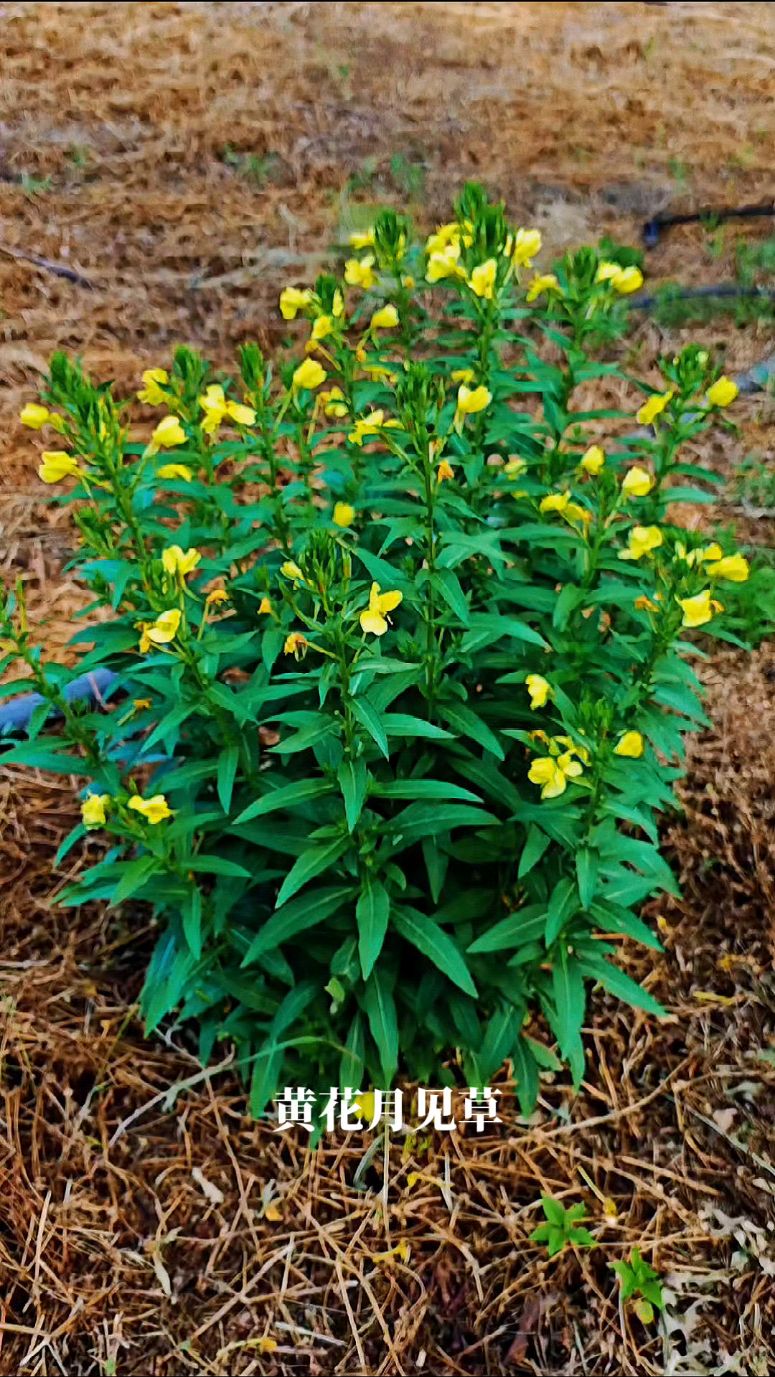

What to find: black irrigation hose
left=642, top=202, right=774, bottom=248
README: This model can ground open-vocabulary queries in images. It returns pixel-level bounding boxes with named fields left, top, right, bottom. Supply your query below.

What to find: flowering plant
left=3, top=185, right=751, bottom=1117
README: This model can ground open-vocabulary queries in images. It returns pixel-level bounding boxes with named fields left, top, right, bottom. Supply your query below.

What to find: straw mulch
left=1, top=4, right=774, bottom=1373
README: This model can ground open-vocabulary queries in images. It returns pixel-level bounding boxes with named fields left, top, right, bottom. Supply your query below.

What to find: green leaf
left=216, top=745, right=239, bottom=814
left=393, top=905, right=477, bottom=996
left=186, top=855, right=251, bottom=878
left=340, top=1011, right=366, bottom=1087
left=241, top=885, right=353, bottom=964
left=0, top=743, right=90, bottom=774
left=382, top=713, right=454, bottom=740
left=363, top=969, right=399, bottom=1084
left=356, top=879, right=390, bottom=980
left=181, top=885, right=203, bottom=959
left=512, top=1035, right=539, bottom=1118
left=545, top=877, right=578, bottom=946
left=467, top=904, right=545, bottom=953
left=432, top=568, right=470, bottom=625
left=111, top=855, right=159, bottom=904
left=274, top=837, right=349, bottom=908
left=576, top=847, right=599, bottom=907
left=270, top=720, right=337, bottom=754
left=233, top=778, right=332, bottom=824
left=338, top=758, right=368, bottom=832
left=550, top=947, right=586, bottom=1086
left=351, top=696, right=389, bottom=759
left=578, top=952, right=666, bottom=1016
left=518, top=824, right=551, bottom=878
left=371, top=778, right=481, bottom=803
left=389, top=800, right=498, bottom=845
left=438, top=702, right=504, bottom=760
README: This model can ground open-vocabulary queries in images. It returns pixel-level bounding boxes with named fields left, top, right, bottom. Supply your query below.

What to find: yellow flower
left=614, top=730, right=644, bottom=758
left=526, top=273, right=560, bottom=303
left=437, top=459, right=454, bottom=483
left=133, top=698, right=152, bottom=712
left=451, top=368, right=475, bottom=385
left=525, top=674, right=552, bottom=709
left=157, top=463, right=193, bottom=482
left=454, top=384, right=492, bottom=432
left=580, top=445, right=605, bottom=476
left=279, top=286, right=313, bottom=320
left=553, top=735, right=590, bottom=765
left=138, top=608, right=182, bottom=652
left=621, top=466, right=654, bottom=498
left=612, top=265, right=643, bottom=294
left=595, top=261, right=621, bottom=284
left=349, top=227, right=375, bottom=250
left=38, top=451, right=82, bottom=483
left=468, top=258, right=498, bottom=300
left=206, top=588, right=229, bottom=605
left=528, top=751, right=583, bottom=799
left=706, top=375, right=739, bottom=408
left=198, top=384, right=256, bottom=433
left=360, top=581, right=402, bottom=636
left=348, top=409, right=399, bottom=446
left=567, top=502, right=592, bottom=528
left=344, top=256, right=377, bottom=289
left=539, top=490, right=570, bottom=514
left=705, top=553, right=749, bottom=582
left=149, top=415, right=186, bottom=452
left=310, top=314, right=334, bottom=343
left=128, top=793, right=174, bottom=824
left=684, top=541, right=723, bottom=566
left=321, top=386, right=348, bottom=419
left=198, top=383, right=228, bottom=432
left=401, top=274, right=415, bottom=290
left=512, top=227, right=542, bottom=268
left=280, top=560, right=304, bottom=583
left=283, top=632, right=308, bottom=657
left=137, top=368, right=169, bottom=405
left=618, top=525, right=663, bottom=561
left=425, top=242, right=464, bottom=283
left=258, top=596, right=272, bottom=614
left=333, top=501, right=355, bottom=527
left=332, top=288, right=344, bottom=318
left=81, top=793, right=110, bottom=827
left=292, top=358, right=327, bottom=391
left=678, top=589, right=723, bottom=628
left=227, top=400, right=256, bottom=426
left=426, top=222, right=462, bottom=253
left=370, top=303, right=399, bottom=330
left=161, top=545, right=201, bottom=577
left=504, top=457, right=527, bottom=478
left=636, top=390, right=673, bottom=426
left=21, top=402, right=57, bottom=429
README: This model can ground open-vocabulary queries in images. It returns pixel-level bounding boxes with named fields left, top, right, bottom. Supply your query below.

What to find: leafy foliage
left=610, top=1247, right=665, bottom=1323
left=529, top=1196, right=596, bottom=1257
left=1, top=186, right=759, bottom=1118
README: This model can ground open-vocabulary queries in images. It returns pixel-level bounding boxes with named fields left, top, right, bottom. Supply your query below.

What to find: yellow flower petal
left=332, top=501, right=355, bottom=527
left=621, top=466, right=654, bottom=498
left=128, top=793, right=174, bottom=824
left=706, top=375, right=738, bottom=408
left=636, top=390, right=673, bottom=426
left=292, top=358, right=327, bottom=391
left=614, top=730, right=644, bottom=758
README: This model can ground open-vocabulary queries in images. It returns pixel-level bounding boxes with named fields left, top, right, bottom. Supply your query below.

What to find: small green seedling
left=530, top=1196, right=596, bottom=1257
left=610, top=1247, right=664, bottom=1322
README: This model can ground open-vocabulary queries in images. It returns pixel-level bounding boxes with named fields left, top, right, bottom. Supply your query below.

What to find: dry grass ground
left=1, top=3, right=774, bottom=1373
